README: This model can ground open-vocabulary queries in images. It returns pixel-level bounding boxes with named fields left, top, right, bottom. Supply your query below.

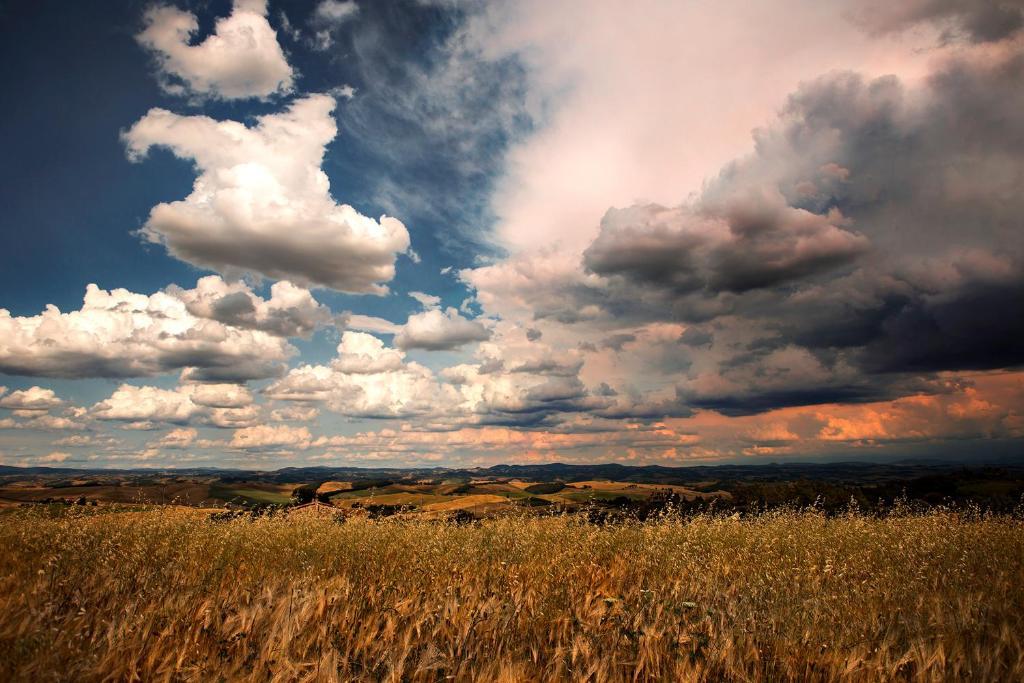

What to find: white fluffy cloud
left=0, top=386, right=63, bottom=411
left=266, top=357, right=448, bottom=419
left=230, top=424, right=312, bottom=450
left=0, top=414, right=88, bottom=432
left=187, top=382, right=254, bottom=408
left=124, top=95, right=411, bottom=292
left=267, top=329, right=603, bottom=426
left=136, top=0, right=294, bottom=100
left=0, top=283, right=292, bottom=380
left=93, top=385, right=197, bottom=424
left=395, top=308, right=490, bottom=350
left=331, top=332, right=406, bottom=374
left=155, top=427, right=198, bottom=449
left=169, top=275, right=337, bottom=338
left=92, top=383, right=259, bottom=428
left=265, top=331, right=459, bottom=418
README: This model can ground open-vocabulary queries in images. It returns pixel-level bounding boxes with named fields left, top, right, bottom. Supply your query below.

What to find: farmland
left=1, top=505, right=1023, bottom=681
left=4, top=460, right=1024, bottom=519
left=2, top=461, right=1024, bottom=680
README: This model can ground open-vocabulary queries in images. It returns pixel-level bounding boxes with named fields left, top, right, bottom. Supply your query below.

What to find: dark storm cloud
left=546, top=31, right=1024, bottom=415
left=781, top=260, right=1024, bottom=374
left=679, top=327, right=714, bottom=348
left=584, top=194, right=868, bottom=296
left=681, top=385, right=881, bottom=418
left=851, top=0, right=1024, bottom=44
left=600, top=333, right=636, bottom=352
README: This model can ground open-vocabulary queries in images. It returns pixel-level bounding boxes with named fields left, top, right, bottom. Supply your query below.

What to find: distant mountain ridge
left=4, top=454, right=1024, bottom=484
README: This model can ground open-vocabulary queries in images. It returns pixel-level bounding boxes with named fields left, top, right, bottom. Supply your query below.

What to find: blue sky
left=1, top=0, right=1023, bottom=469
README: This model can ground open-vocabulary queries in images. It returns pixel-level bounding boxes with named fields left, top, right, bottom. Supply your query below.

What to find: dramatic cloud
left=0, top=283, right=292, bottom=380
left=266, top=329, right=600, bottom=425
left=465, top=17, right=1024, bottom=417
left=169, top=276, right=338, bottom=338
left=449, top=0, right=934, bottom=255
left=851, top=0, right=1024, bottom=44
left=4, top=0, right=1024, bottom=466
left=124, top=95, right=411, bottom=292
left=584, top=194, right=867, bottom=295
left=136, top=0, right=294, bottom=99
left=313, top=419, right=701, bottom=465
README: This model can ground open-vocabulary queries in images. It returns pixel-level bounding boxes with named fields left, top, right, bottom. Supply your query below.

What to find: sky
left=1, top=0, right=1023, bottom=469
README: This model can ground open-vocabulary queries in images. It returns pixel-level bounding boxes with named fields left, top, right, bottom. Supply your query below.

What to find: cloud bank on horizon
left=0, top=0, right=1022, bottom=468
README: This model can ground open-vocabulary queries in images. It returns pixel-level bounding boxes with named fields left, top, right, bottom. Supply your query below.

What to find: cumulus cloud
left=465, top=25, right=1024, bottom=417
left=0, top=386, right=63, bottom=411
left=331, top=332, right=406, bottom=374
left=187, top=382, right=254, bottom=408
left=93, top=385, right=197, bottom=424
left=124, top=95, right=411, bottom=292
left=53, top=434, right=115, bottom=448
left=169, top=275, right=338, bottom=338
left=0, top=413, right=89, bottom=432
left=0, top=282, right=292, bottom=380
left=136, top=0, right=294, bottom=99
left=584, top=194, right=868, bottom=295
left=92, top=384, right=259, bottom=428
left=265, top=357, right=449, bottom=419
left=39, top=451, right=72, bottom=464
left=449, top=0, right=936, bottom=256
left=230, top=424, right=312, bottom=450
left=266, top=328, right=601, bottom=426
left=395, top=308, right=490, bottom=350
left=271, top=405, right=320, bottom=422
left=155, top=427, right=198, bottom=449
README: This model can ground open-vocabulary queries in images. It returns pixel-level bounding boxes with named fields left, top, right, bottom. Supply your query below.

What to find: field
left=0, top=470, right=728, bottom=518
left=5, top=461, right=1024, bottom=520
left=1, top=506, right=1022, bottom=681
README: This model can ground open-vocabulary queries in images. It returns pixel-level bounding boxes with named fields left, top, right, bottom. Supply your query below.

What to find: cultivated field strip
left=1, top=508, right=1022, bottom=681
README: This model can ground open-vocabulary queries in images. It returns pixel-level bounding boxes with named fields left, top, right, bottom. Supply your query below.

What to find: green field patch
left=523, top=482, right=565, bottom=494
left=561, top=490, right=652, bottom=503
left=209, top=485, right=293, bottom=505
left=327, top=485, right=403, bottom=500
left=436, top=482, right=472, bottom=495
left=343, top=492, right=449, bottom=508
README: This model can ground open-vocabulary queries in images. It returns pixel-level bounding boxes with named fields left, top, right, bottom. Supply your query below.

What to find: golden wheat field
left=1, top=507, right=1022, bottom=682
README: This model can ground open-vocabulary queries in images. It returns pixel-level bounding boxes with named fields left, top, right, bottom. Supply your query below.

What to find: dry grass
left=1, top=506, right=1022, bottom=682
